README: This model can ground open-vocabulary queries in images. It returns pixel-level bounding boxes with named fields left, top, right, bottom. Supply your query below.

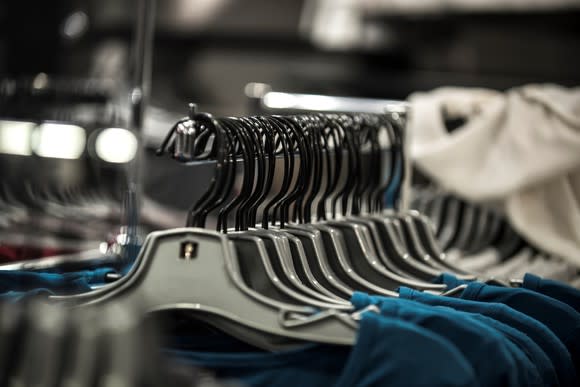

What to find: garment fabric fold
left=408, top=84, right=580, bottom=266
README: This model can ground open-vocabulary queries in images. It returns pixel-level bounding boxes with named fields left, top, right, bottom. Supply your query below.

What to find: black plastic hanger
left=331, top=114, right=443, bottom=282
left=304, top=117, right=410, bottom=294
left=365, top=116, right=449, bottom=277
left=219, top=118, right=343, bottom=307
left=260, top=116, right=294, bottom=229
left=215, top=118, right=255, bottom=232
left=257, top=116, right=353, bottom=302
left=184, top=112, right=230, bottom=228
left=275, top=116, right=355, bottom=299
left=236, top=116, right=350, bottom=307
left=298, top=114, right=444, bottom=288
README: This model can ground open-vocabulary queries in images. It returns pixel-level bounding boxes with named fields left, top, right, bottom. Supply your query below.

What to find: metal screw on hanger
left=173, top=120, right=196, bottom=161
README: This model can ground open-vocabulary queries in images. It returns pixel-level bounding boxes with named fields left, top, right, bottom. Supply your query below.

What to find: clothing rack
left=2, top=101, right=579, bottom=387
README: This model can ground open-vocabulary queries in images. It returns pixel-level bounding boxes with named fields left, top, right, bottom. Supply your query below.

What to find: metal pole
left=130, top=0, right=156, bottom=132
left=124, top=0, right=156, bottom=262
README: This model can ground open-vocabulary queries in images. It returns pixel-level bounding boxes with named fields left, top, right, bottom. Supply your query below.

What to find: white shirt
left=408, top=84, right=580, bottom=268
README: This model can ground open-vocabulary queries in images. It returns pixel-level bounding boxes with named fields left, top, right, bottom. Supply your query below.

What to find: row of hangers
left=0, top=299, right=210, bottom=387
left=412, top=190, right=533, bottom=260
left=410, top=190, right=580, bottom=286
left=0, top=174, right=128, bottom=244
left=49, top=106, right=484, bottom=351
left=0, top=77, right=119, bottom=125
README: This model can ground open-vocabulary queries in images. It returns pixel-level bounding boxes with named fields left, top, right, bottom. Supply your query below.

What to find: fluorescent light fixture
left=33, top=123, right=86, bottom=159
left=95, top=128, right=138, bottom=163
left=0, top=120, right=34, bottom=155
left=264, top=92, right=341, bottom=111
left=263, top=92, right=298, bottom=109
left=298, top=94, right=341, bottom=111
left=262, top=91, right=409, bottom=114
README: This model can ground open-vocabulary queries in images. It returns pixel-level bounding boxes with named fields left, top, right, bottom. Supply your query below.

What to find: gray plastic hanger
left=438, top=197, right=461, bottom=250
left=229, top=231, right=351, bottom=309
left=347, top=216, right=407, bottom=276
left=452, top=204, right=477, bottom=252
left=311, top=222, right=414, bottom=296
left=460, top=206, right=485, bottom=254
left=265, top=228, right=350, bottom=305
left=366, top=216, right=442, bottom=281
left=482, top=212, right=503, bottom=248
left=60, top=307, right=102, bottom=386
left=390, top=217, right=447, bottom=277
left=440, top=284, right=469, bottom=298
left=417, top=192, right=447, bottom=239
left=426, top=193, right=446, bottom=237
left=0, top=302, right=23, bottom=386
left=277, top=230, right=348, bottom=303
left=72, top=228, right=358, bottom=348
left=9, top=301, right=68, bottom=387
left=311, top=135, right=441, bottom=290
left=465, top=209, right=498, bottom=255
left=392, top=214, right=444, bottom=269
left=282, top=225, right=354, bottom=299
left=405, top=211, right=475, bottom=278
left=407, top=212, right=452, bottom=260
left=354, top=214, right=443, bottom=279
left=387, top=213, right=468, bottom=277
left=337, top=216, right=447, bottom=290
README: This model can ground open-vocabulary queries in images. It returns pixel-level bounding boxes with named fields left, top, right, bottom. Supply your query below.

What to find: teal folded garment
left=403, top=277, right=578, bottom=387
left=352, top=292, right=535, bottom=387
left=523, top=273, right=580, bottom=312
left=459, top=280, right=580, bottom=381
left=0, top=267, right=117, bottom=295
left=165, top=312, right=477, bottom=387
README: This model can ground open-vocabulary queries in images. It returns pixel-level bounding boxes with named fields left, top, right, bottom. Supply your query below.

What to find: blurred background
left=1, top=0, right=579, bottom=261
left=4, top=0, right=579, bottom=113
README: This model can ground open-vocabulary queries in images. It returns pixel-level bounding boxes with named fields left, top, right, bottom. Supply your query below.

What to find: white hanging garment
left=408, top=84, right=580, bottom=267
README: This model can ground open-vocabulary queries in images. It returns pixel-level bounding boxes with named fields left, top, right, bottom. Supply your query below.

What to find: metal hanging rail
left=244, top=83, right=411, bottom=210
left=123, top=0, right=157, bottom=261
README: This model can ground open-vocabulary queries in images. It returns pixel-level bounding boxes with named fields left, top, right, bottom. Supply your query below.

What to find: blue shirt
left=461, top=310, right=558, bottom=387
left=460, top=281, right=580, bottom=379
left=400, top=286, right=578, bottom=387
left=376, top=291, right=557, bottom=386
left=0, top=288, right=53, bottom=302
left=352, top=292, right=527, bottom=387
left=523, top=273, right=580, bottom=312
left=0, top=268, right=117, bottom=296
left=165, top=312, right=477, bottom=387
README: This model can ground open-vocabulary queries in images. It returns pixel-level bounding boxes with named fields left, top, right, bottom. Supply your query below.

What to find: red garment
left=0, top=244, right=74, bottom=263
